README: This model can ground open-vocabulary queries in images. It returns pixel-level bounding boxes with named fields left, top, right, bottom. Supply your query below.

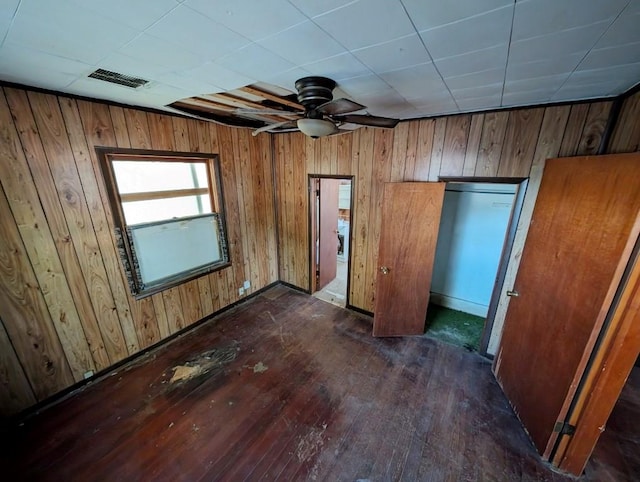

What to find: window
left=97, top=148, right=230, bottom=298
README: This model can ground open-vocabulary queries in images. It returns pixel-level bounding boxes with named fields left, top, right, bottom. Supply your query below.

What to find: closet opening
left=427, top=177, right=527, bottom=356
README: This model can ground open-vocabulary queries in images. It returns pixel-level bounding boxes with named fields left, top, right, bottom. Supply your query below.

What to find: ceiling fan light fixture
left=297, top=118, right=337, bottom=138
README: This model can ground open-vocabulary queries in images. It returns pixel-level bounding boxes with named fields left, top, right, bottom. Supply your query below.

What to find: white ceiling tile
left=259, top=21, right=345, bottom=65
left=155, top=71, right=223, bottom=95
left=451, top=83, right=503, bottom=100
left=504, top=74, right=568, bottom=94
left=313, top=0, right=415, bottom=50
left=68, top=0, right=179, bottom=31
left=216, top=43, right=296, bottom=79
left=118, top=34, right=204, bottom=70
left=337, top=74, right=391, bottom=96
left=419, top=5, right=513, bottom=59
left=0, top=0, right=20, bottom=45
left=98, top=52, right=177, bottom=79
left=146, top=5, right=251, bottom=61
left=6, top=0, right=140, bottom=64
left=185, top=62, right=255, bottom=90
left=512, top=0, right=628, bottom=42
left=411, top=98, right=459, bottom=115
left=435, top=44, right=508, bottom=78
left=0, top=43, right=92, bottom=89
left=568, top=62, right=640, bottom=89
left=578, top=42, right=640, bottom=71
left=508, top=22, right=609, bottom=64
left=594, top=12, right=640, bottom=48
left=262, top=67, right=312, bottom=91
left=444, top=68, right=505, bottom=90
left=552, top=82, right=622, bottom=101
left=402, top=0, right=512, bottom=31
left=184, top=0, right=307, bottom=41
left=302, top=52, right=372, bottom=81
left=456, top=95, right=503, bottom=112
left=352, top=34, right=432, bottom=74
left=288, top=0, right=358, bottom=18
left=502, top=90, right=556, bottom=106
left=357, top=88, right=410, bottom=109
left=379, top=63, right=445, bottom=100
left=506, top=53, right=583, bottom=81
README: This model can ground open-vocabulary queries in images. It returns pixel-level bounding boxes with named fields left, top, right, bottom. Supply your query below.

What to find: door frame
left=437, top=176, right=528, bottom=357
left=308, top=174, right=355, bottom=306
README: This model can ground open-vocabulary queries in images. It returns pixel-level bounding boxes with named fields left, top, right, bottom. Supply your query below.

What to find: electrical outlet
left=84, top=370, right=94, bottom=379
left=239, top=287, right=245, bottom=296
left=243, top=280, right=250, bottom=289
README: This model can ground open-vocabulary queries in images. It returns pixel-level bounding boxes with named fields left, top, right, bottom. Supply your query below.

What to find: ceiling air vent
left=88, top=68, right=149, bottom=89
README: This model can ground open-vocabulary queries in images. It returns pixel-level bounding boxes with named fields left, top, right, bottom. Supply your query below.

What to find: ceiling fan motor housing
left=295, top=76, right=336, bottom=113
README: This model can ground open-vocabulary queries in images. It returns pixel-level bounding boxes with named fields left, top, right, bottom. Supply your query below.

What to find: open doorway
left=424, top=179, right=526, bottom=354
left=309, top=176, right=353, bottom=307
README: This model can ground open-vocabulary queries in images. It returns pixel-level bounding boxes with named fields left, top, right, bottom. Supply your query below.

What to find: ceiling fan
left=238, top=76, right=400, bottom=138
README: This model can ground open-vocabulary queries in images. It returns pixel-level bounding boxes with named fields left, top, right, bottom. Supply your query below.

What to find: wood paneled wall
left=609, top=90, right=640, bottom=153
left=274, top=101, right=617, bottom=312
left=0, top=87, right=277, bottom=416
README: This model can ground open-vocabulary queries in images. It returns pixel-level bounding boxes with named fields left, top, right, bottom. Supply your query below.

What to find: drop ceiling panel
left=506, top=54, right=584, bottom=81
left=184, top=0, right=307, bottom=42
left=445, top=69, right=505, bottom=91
left=6, top=0, right=140, bottom=65
left=435, top=45, right=509, bottom=79
left=312, top=0, right=416, bottom=51
left=418, top=6, right=513, bottom=60
left=512, top=0, right=628, bottom=41
left=288, top=0, right=358, bottom=19
left=184, top=62, right=253, bottom=91
left=402, top=0, right=513, bottom=32
left=118, top=34, right=204, bottom=71
left=301, top=52, right=372, bottom=81
left=215, top=43, right=296, bottom=79
left=68, top=0, right=180, bottom=31
left=352, top=34, right=432, bottom=74
left=578, top=42, right=640, bottom=71
left=0, top=43, right=92, bottom=90
left=593, top=11, right=640, bottom=48
left=259, top=21, right=345, bottom=65
left=145, top=5, right=251, bottom=61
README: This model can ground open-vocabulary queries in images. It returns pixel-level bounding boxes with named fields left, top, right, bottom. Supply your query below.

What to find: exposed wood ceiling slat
left=239, top=86, right=302, bottom=110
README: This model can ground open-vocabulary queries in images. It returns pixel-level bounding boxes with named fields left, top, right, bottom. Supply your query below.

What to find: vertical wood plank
left=428, top=118, right=447, bottom=181
left=462, top=113, right=484, bottom=176
left=413, top=119, right=435, bottom=181
left=497, top=108, right=545, bottom=177
left=439, top=115, right=471, bottom=177
left=0, top=185, right=75, bottom=397
left=129, top=298, right=160, bottom=349
left=76, top=100, right=140, bottom=355
left=351, top=128, right=375, bottom=308
left=608, top=91, right=640, bottom=153
left=0, top=317, right=37, bottom=415
left=365, top=129, right=395, bottom=310
left=475, top=111, right=509, bottom=176
left=576, top=101, right=612, bottom=156
left=390, top=122, right=409, bottom=182
left=558, top=103, right=589, bottom=157
left=402, top=121, right=420, bottom=181
left=1, top=89, right=94, bottom=381
left=29, top=92, right=126, bottom=368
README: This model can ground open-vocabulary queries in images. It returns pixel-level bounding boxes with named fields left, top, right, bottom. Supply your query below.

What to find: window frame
left=96, top=147, right=231, bottom=299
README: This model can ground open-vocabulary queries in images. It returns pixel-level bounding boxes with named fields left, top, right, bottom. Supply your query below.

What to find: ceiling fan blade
left=315, top=98, right=365, bottom=115
left=333, top=114, right=400, bottom=128
left=252, top=120, right=298, bottom=136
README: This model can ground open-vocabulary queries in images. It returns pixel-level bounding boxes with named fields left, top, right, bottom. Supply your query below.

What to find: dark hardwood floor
left=584, top=366, right=640, bottom=481
left=3, top=286, right=581, bottom=481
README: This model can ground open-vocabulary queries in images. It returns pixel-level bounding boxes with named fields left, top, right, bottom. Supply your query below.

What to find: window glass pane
left=123, top=195, right=212, bottom=225
left=113, top=161, right=209, bottom=194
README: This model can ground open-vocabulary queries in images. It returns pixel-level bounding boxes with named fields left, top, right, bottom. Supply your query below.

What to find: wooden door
left=317, top=179, right=340, bottom=290
left=494, top=154, right=640, bottom=463
left=373, top=182, right=445, bottom=337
